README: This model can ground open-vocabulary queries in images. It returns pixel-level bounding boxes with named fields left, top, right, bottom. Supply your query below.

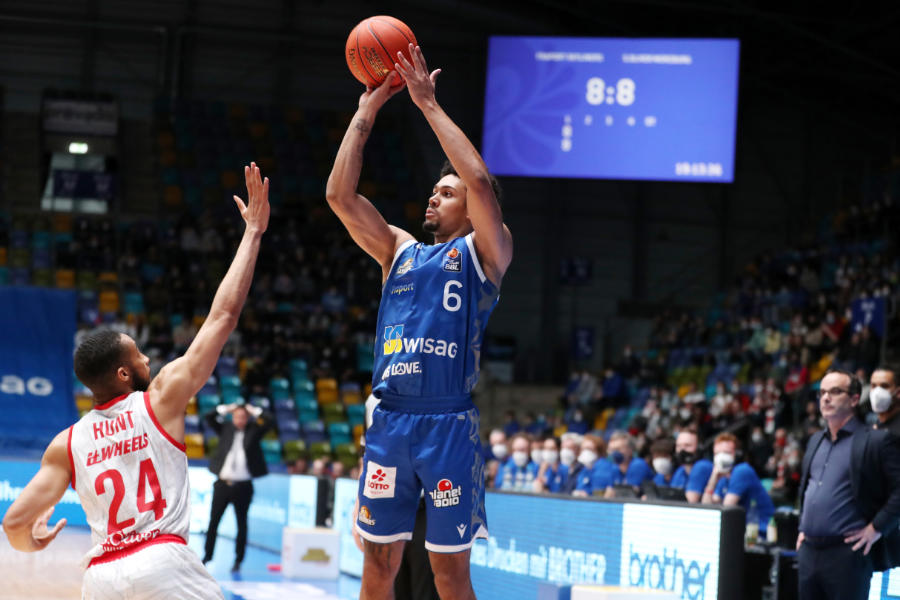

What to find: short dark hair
left=74, top=329, right=125, bottom=388
left=824, top=368, right=863, bottom=397
left=650, top=438, right=675, bottom=457
left=439, top=160, right=502, bottom=206
left=873, top=364, right=900, bottom=383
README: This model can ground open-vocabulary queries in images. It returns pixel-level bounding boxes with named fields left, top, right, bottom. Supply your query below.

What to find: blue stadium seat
left=328, top=422, right=352, bottom=446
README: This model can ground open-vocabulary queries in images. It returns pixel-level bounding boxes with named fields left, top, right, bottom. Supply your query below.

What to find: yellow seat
left=341, top=389, right=362, bottom=405
left=55, top=269, right=75, bottom=289
left=75, top=395, right=94, bottom=413
left=98, top=290, right=120, bottom=313
left=316, top=378, right=338, bottom=405
left=186, top=396, right=197, bottom=415
left=553, top=425, right=568, bottom=438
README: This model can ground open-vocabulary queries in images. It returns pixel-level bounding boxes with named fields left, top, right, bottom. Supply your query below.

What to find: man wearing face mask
left=702, top=432, right=774, bottom=537
left=571, top=435, right=610, bottom=496
left=497, top=433, right=538, bottom=491
left=558, top=433, right=583, bottom=494
left=649, top=438, right=676, bottom=486
left=670, top=428, right=713, bottom=503
left=601, top=431, right=654, bottom=497
left=487, top=428, right=510, bottom=489
left=870, top=366, right=900, bottom=436
left=534, top=437, right=566, bottom=493
left=797, top=369, right=900, bottom=600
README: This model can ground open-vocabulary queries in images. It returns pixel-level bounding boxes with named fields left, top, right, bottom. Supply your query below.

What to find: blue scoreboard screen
left=482, top=37, right=740, bottom=182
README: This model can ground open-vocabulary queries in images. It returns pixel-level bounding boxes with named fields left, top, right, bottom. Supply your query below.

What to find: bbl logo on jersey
left=443, top=247, right=461, bottom=272
left=383, top=324, right=404, bottom=355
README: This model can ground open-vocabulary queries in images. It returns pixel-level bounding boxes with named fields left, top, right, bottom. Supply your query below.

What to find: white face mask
left=714, top=452, right=735, bottom=472
left=492, top=444, right=509, bottom=460
left=652, top=457, right=673, bottom=477
left=543, top=449, right=559, bottom=464
left=679, top=409, right=692, bottom=421
left=512, top=451, right=529, bottom=468
left=560, top=448, right=576, bottom=466
left=870, top=387, right=894, bottom=414
left=577, top=450, right=598, bottom=467
left=531, top=449, right=544, bottom=465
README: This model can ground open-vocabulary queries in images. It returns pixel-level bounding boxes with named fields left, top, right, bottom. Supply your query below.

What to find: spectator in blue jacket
left=650, top=438, right=676, bottom=486
left=572, top=434, right=611, bottom=496
left=670, top=428, right=714, bottom=503
left=534, top=436, right=567, bottom=493
left=603, top=430, right=655, bottom=497
left=703, top=432, right=775, bottom=536
left=497, top=433, right=539, bottom=491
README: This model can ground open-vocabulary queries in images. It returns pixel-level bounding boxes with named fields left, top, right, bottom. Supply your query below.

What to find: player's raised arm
left=2, top=430, right=70, bottom=552
left=396, top=44, right=513, bottom=286
left=147, top=162, right=269, bottom=436
left=325, top=72, right=414, bottom=280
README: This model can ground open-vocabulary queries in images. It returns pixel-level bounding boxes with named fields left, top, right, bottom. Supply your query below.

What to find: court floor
left=1, top=527, right=361, bottom=600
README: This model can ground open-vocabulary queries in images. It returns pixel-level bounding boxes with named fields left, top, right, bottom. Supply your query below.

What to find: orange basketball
left=345, top=16, right=417, bottom=88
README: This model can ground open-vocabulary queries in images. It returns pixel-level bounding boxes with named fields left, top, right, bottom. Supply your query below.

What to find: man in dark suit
left=797, top=368, right=900, bottom=600
left=202, top=402, right=273, bottom=572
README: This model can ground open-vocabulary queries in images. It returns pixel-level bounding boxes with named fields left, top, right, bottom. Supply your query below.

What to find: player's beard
left=132, top=370, right=151, bottom=392
left=422, top=220, right=438, bottom=233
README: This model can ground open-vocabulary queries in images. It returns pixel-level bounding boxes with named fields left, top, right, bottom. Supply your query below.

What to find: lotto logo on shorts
left=429, top=478, right=462, bottom=508
left=363, top=461, right=397, bottom=499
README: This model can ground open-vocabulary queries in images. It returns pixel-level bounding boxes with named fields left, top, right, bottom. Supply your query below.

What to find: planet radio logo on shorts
left=363, top=461, right=397, bottom=499
left=358, top=505, right=375, bottom=526
left=429, top=478, right=462, bottom=508
left=442, top=247, right=461, bottom=272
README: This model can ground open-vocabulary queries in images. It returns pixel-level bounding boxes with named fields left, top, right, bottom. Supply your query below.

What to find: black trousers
left=204, top=479, right=254, bottom=564
left=393, top=497, right=439, bottom=600
left=798, top=541, right=874, bottom=600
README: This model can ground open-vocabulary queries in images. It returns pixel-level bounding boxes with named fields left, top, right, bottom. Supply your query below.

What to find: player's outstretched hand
left=358, top=71, right=406, bottom=113
left=31, top=506, right=66, bottom=550
left=395, top=44, right=440, bottom=110
left=234, top=162, right=270, bottom=234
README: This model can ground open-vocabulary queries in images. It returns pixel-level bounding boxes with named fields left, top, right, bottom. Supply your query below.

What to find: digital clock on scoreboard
left=481, top=37, right=740, bottom=182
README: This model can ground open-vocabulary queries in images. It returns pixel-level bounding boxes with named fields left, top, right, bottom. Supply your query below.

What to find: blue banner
left=0, top=459, right=88, bottom=527
left=334, top=477, right=364, bottom=577
left=852, top=297, right=887, bottom=338
left=0, top=287, right=77, bottom=452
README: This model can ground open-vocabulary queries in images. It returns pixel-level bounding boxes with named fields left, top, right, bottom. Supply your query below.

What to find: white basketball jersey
left=68, top=391, right=190, bottom=568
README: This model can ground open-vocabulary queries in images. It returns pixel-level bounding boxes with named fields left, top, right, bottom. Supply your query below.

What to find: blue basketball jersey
left=372, top=233, right=499, bottom=411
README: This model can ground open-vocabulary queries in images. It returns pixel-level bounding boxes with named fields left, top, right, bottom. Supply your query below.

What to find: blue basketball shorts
left=355, top=405, right=488, bottom=553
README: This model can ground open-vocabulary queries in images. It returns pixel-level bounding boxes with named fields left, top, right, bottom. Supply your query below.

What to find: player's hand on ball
left=234, top=162, right=270, bottom=234
left=395, top=44, right=440, bottom=109
left=358, top=71, right=406, bottom=112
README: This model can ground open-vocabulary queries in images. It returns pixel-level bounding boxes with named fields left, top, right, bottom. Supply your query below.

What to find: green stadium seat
left=321, top=403, right=345, bottom=425
left=283, top=439, right=307, bottom=464
left=309, top=441, right=332, bottom=460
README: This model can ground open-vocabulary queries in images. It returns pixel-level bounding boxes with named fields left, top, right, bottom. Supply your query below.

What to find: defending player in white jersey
left=2, top=163, right=270, bottom=599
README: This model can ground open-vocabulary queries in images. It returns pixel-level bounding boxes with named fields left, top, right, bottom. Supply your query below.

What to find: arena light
left=68, top=142, right=89, bottom=154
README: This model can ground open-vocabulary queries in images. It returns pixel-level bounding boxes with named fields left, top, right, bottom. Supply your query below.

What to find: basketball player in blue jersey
left=326, top=44, right=512, bottom=600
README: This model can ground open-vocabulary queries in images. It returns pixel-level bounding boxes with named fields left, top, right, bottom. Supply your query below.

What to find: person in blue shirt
left=326, top=46, right=513, bottom=600
left=603, top=431, right=655, bottom=497
left=702, top=432, right=775, bottom=536
left=497, top=433, right=538, bottom=492
left=573, top=435, right=615, bottom=496
left=534, top=436, right=567, bottom=493
left=650, top=438, right=676, bottom=487
left=558, top=434, right=584, bottom=494
left=671, top=428, right=714, bottom=503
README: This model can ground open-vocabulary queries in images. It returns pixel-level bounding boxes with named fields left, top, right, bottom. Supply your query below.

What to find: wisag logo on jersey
left=382, top=325, right=459, bottom=358
left=383, top=324, right=404, bottom=354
